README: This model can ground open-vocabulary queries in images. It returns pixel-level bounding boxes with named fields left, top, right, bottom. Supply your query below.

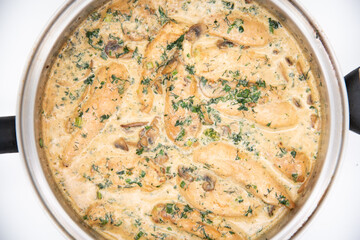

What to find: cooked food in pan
left=40, top=0, right=321, bottom=239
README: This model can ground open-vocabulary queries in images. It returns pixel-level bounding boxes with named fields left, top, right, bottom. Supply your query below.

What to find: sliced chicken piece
left=137, top=117, right=161, bottom=149
left=151, top=203, right=244, bottom=240
left=193, top=142, right=295, bottom=208
left=62, top=63, right=129, bottom=167
left=81, top=155, right=166, bottom=192
left=164, top=64, right=201, bottom=148
left=191, top=37, right=283, bottom=87
left=204, top=14, right=270, bottom=47
left=267, top=144, right=310, bottom=183
left=85, top=201, right=155, bottom=240
left=106, top=0, right=161, bottom=41
left=137, top=22, right=184, bottom=113
left=177, top=169, right=264, bottom=217
left=215, top=100, right=299, bottom=129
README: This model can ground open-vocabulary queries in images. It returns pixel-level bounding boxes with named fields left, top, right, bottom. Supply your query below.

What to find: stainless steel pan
left=0, top=0, right=359, bottom=239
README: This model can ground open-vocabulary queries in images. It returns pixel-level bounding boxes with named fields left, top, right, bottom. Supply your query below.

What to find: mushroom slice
left=104, top=40, right=132, bottom=58
left=178, top=165, right=195, bottom=182
left=193, top=142, right=295, bottom=209
left=202, top=174, right=216, bottom=191
left=178, top=171, right=264, bottom=217
left=216, top=39, right=236, bottom=49
left=137, top=22, right=184, bottom=113
left=199, top=78, right=228, bottom=98
left=151, top=203, right=244, bottom=240
left=137, top=116, right=161, bottom=149
left=204, top=14, right=270, bottom=46
left=114, top=137, right=129, bottom=151
left=120, top=122, right=148, bottom=128
left=185, top=23, right=207, bottom=42
left=293, top=98, right=302, bottom=108
left=62, top=63, right=130, bottom=167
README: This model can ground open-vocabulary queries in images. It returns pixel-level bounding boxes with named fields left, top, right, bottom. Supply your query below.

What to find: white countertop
left=0, top=0, right=359, bottom=239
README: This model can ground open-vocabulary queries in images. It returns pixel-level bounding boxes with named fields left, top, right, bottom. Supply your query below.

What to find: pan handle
left=0, top=116, right=18, bottom=154
left=345, top=67, right=360, bottom=134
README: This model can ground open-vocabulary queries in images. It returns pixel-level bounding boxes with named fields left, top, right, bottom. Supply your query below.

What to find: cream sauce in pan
left=40, top=0, right=322, bottom=239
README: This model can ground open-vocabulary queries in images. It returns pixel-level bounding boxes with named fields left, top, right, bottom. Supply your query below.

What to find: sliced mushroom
left=178, top=166, right=195, bottom=182
left=104, top=40, right=132, bottom=58
left=137, top=117, right=161, bottom=148
left=153, top=77, right=163, bottom=94
left=202, top=174, right=216, bottom=192
left=293, top=98, right=301, bottom=108
left=114, top=137, right=129, bottom=151
left=216, top=39, right=235, bottom=49
left=199, top=79, right=227, bottom=98
left=120, top=122, right=148, bottom=128
left=273, top=49, right=280, bottom=54
left=310, top=114, right=318, bottom=128
left=285, top=56, right=294, bottom=66
left=162, top=55, right=179, bottom=75
left=307, top=94, right=313, bottom=105
left=185, top=23, right=206, bottom=42
left=267, top=205, right=275, bottom=217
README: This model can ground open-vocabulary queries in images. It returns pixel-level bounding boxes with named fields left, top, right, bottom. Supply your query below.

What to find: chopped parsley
left=207, top=85, right=261, bottom=111
left=268, top=18, right=281, bottom=34
left=185, top=65, right=195, bottom=75
left=227, top=18, right=244, bottom=34
left=136, top=147, right=144, bottom=155
left=175, top=128, right=186, bottom=141
left=276, top=193, right=290, bottom=206
left=158, top=6, right=174, bottom=25
left=134, top=231, right=144, bottom=240
left=292, top=173, right=298, bottom=182
left=204, top=128, right=220, bottom=141
left=245, top=206, right=253, bottom=216
left=235, top=196, right=244, bottom=203
left=84, top=74, right=95, bottom=85
left=100, top=114, right=110, bottom=122
left=166, top=34, right=185, bottom=51
left=222, top=0, right=234, bottom=10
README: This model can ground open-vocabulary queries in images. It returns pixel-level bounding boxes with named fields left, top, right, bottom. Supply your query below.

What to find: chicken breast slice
left=266, top=143, right=310, bottom=183
left=177, top=167, right=264, bottom=217
left=164, top=64, right=202, bottom=148
left=193, top=142, right=295, bottom=209
left=137, top=22, right=185, bottom=113
left=151, top=202, right=244, bottom=240
left=79, top=155, right=166, bottom=192
left=215, top=100, right=299, bottom=129
left=204, top=14, right=270, bottom=47
left=62, top=63, right=129, bottom=167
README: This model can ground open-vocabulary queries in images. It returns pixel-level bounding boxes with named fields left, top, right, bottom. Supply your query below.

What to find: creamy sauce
left=40, top=0, right=322, bottom=239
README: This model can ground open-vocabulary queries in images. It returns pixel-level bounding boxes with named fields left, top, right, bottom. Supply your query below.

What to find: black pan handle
left=345, top=67, right=360, bottom=134
left=0, top=116, right=18, bottom=153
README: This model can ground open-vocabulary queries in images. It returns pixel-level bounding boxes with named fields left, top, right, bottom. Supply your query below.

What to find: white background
left=0, top=0, right=359, bottom=239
